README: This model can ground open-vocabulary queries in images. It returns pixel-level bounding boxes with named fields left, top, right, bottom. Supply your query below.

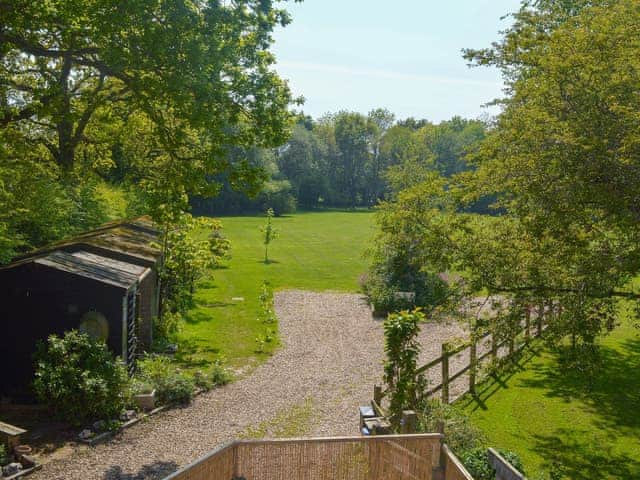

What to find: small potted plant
left=132, top=380, right=156, bottom=411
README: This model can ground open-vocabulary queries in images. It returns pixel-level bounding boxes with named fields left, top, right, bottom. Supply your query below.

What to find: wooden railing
left=163, top=434, right=475, bottom=480
left=376, top=309, right=546, bottom=406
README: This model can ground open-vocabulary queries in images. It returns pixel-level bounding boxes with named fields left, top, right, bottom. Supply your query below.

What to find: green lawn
left=175, top=210, right=375, bottom=371
left=459, top=309, right=640, bottom=479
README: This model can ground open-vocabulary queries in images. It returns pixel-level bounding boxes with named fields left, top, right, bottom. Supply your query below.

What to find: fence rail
left=376, top=307, right=547, bottom=406
left=164, top=434, right=474, bottom=480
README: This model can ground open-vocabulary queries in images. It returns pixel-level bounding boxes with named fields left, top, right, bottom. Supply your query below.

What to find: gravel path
left=31, top=291, right=469, bottom=480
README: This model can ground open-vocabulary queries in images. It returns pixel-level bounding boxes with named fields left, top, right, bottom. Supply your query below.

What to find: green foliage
left=209, top=358, right=233, bottom=387
left=136, top=355, right=195, bottom=405
left=159, top=214, right=230, bottom=323
left=259, top=281, right=277, bottom=325
left=0, top=0, right=295, bottom=176
left=153, top=311, right=184, bottom=342
left=383, top=309, right=428, bottom=425
left=419, top=401, right=485, bottom=455
left=0, top=444, right=10, bottom=467
left=460, top=448, right=494, bottom=480
left=33, top=331, right=130, bottom=424
left=360, top=273, right=413, bottom=316
left=460, top=448, right=526, bottom=480
left=260, top=208, right=279, bottom=264
left=363, top=230, right=450, bottom=316
left=155, top=374, right=195, bottom=405
left=194, top=358, right=232, bottom=391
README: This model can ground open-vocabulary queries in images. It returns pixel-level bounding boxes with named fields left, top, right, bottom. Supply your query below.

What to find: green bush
left=361, top=245, right=449, bottom=316
left=193, top=361, right=232, bottom=392
left=461, top=448, right=526, bottom=480
left=155, top=374, right=195, bottom=405
left=210, top=358, right=232, bottom=386
left=460, top=448, right=494, bottom=480
left=419, top=401, right=484, bottom=455
left=33, top=331, right=130, bottom=424
left=136, top=355, right=195, bottom=405
left=360, top=273, right=413, bottom=316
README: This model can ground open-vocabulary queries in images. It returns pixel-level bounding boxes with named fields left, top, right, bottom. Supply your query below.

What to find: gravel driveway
left=31, top=291, right=469, bottom=480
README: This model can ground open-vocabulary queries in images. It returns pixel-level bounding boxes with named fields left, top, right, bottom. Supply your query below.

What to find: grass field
left=459, top=307, right=640, bottom=479
left=175, top=210, right=375, bottom=371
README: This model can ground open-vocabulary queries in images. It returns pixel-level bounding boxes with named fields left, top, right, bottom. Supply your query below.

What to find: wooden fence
left=163, top=434, right=475, bottom=480
left=376, top=309, right=546, bottom=407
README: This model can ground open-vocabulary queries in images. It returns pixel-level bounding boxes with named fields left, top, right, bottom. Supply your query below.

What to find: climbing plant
left=383, top=309, right=428, bottom=426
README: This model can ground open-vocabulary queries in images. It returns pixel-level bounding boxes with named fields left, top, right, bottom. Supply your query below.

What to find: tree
left=276, top=120, right=330, bottom=207
left=372, top=0, right=640, bottom=366
left=260, top=208, right=279, bottom=263
left=0, top=0, right=296, bottom=199
left=332, top=111, right=372, bottom=207
left=365, top=108, right=396, bottom=204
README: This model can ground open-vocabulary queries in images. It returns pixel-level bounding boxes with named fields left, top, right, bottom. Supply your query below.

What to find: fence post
left=509, top=333, right=515, bottom=357
left=374, top=384, right=382, bottom=406
left=491, top=332, right=498, bottom=361
left=525, top=307, right=531, bottom=343
left=441, top=344, right=450, bottom=404
left=537, top=303, right=544, bottom=337
left=401, top=410, right=417, bottom=434
left=469, top=339, right=477, bottom=395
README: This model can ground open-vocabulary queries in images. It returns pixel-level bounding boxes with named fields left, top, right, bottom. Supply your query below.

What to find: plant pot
left=13, top=445, right=32, bottom=457
left=134, top=390, right=156, bottom=411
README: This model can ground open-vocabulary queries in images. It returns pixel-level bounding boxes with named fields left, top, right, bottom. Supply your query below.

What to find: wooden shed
left=0, top=217, right=162, bottom=398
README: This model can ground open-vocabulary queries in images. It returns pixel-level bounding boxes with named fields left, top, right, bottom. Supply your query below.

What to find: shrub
left=418, top=401, right=484, bottom=455
left=363, top=240, right=449, bottom=316
left=461, top=448, right=526, bottom=480
left=136, top=355, right=195, bottom=405
left=210, top=358, right=232, bottom=386
left=361, top=273, right=413, bottom=316
left=194, top=359, right=232, bottom=391
left=460, top=448, right=494, bottom=480
left=155, top=374, right=195, bottom=405
left=33, top=331, right=130, bottom=424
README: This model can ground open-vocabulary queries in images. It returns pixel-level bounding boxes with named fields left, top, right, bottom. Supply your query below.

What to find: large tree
left=371, top=0, right=640, bottom=357
left=0, top=0, right=296, bottom=183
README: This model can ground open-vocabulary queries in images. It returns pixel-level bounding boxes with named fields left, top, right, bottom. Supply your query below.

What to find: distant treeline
left=192, top=111, right=488, bottom=216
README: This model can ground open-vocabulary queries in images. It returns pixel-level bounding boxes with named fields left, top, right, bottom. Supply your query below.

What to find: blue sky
left=272, top=0, right=522, bottom=122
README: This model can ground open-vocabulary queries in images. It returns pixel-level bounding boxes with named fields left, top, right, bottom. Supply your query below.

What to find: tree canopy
left=0, top=0, right=299, bottom=260
left=370, top=0, right=640, bottom=356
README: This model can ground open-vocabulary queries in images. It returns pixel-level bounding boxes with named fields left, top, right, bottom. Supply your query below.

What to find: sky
left=272, top=0, right=522, bottom=122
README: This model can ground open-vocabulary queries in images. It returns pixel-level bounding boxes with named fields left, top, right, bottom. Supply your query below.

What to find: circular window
left=79, top=311, right=109, bottom=342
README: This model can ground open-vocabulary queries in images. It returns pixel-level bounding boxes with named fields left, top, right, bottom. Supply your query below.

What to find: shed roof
left=12, top=216, right=162, bottom=265
left=35, top=251, right=148, bottom=289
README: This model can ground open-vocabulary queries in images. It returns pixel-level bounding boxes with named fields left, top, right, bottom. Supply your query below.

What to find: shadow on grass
left=103, top=460, right=179, bottom=479
left=465, top=337, right=640, bottom=479
left=171, top=338, right=220, bottom=369
left=460, top=345, right=541, bottom=412
left=519, top=337, right=640, bottom=433
left=185, top=306, right=234, bottom=325
left=530, top=428, right=640, bottom=480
